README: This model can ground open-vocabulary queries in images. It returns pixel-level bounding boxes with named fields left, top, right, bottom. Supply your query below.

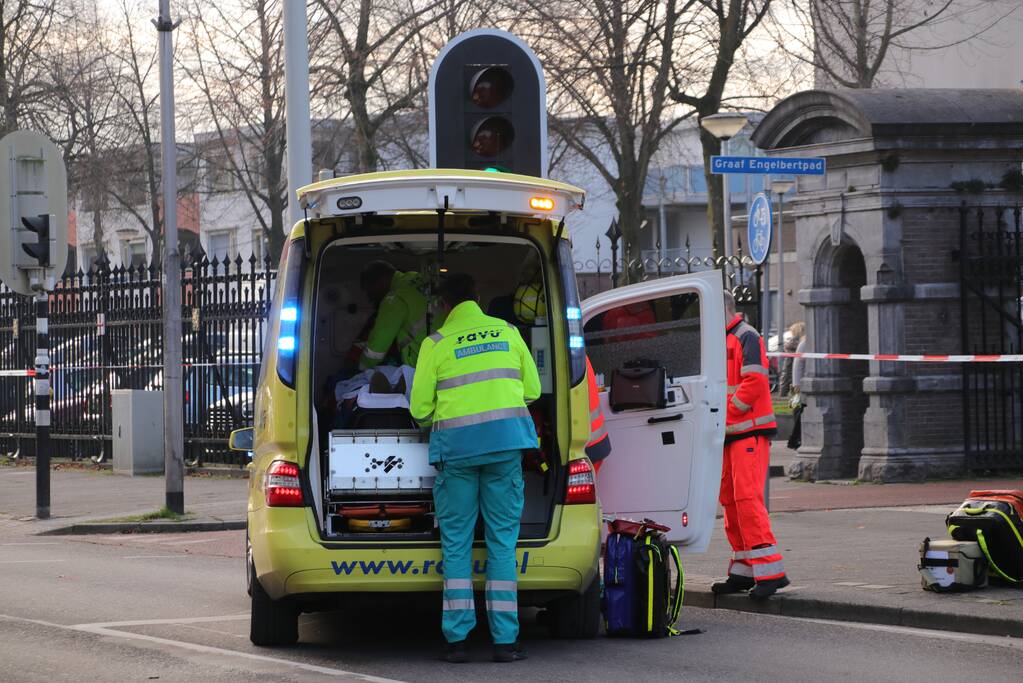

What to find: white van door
left=581, top=271, right=726, bottom=549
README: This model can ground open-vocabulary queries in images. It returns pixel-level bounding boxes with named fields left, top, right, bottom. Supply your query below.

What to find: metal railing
left=0, top=254, right=276, bottom=466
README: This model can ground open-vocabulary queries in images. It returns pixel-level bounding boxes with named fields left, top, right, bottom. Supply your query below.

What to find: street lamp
left=701, top=113, right=748, bottom=264
left=770, top=179, right=795, bottom=344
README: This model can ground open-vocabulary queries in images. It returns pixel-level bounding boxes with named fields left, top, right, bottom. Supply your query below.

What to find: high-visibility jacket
left=585, top=357, right=611, bottom=463
left=410, top=300, right=541, bottom=466
left=361, top=271, right=437, bottom=369
left=725, top=314, right=777, bottom=442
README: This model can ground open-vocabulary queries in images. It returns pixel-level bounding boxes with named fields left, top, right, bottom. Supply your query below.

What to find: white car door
left=581, top=271, right=726, bottom=549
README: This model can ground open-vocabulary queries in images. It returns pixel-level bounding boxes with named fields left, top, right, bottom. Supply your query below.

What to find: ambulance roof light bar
left=297, top=168, right=585, bottom=222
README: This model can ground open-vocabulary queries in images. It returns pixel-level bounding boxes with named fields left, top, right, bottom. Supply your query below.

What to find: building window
left=251, top=231, right=264, bottom=262
left=123, top=241, right=147, bottom=269
left=82, top=246, right=98, bottom=272
left=208, top=230, right=233, bottom=261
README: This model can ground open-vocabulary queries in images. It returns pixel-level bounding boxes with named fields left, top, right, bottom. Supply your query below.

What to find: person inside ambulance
left=358, top=260, right=436, bottom=370
left=410, top=272, right=540, bottom=664
left=713, top=290, right=789, bottom=600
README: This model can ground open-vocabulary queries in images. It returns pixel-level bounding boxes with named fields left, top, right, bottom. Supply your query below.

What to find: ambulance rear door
left=581, top=271, right=725, bottom=549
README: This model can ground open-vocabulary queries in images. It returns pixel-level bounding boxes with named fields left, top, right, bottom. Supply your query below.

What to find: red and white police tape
left=768, top=352, right=1023, bottom=363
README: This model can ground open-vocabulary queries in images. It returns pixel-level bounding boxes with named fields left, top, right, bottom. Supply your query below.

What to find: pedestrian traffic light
left=20, top=215, right=50, bottom=267
left=430, top=29, right=547, bottom=177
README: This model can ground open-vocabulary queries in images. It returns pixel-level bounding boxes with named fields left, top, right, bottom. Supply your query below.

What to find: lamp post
left=700, top=113, right=748, bottom=265
left=606, top=219, right=622, bottom=289
left=770, top=179, right=795, bottom=343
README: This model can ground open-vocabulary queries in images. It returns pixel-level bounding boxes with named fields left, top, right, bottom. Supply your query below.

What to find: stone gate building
left=751, top=89, right=1023, bottom=482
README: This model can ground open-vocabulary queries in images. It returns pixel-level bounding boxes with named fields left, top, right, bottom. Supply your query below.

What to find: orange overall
left=721, top=314, right=784, bottom=584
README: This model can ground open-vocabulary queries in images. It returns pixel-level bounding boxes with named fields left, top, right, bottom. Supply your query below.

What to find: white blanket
left=335, top=365, right=415, bottom=408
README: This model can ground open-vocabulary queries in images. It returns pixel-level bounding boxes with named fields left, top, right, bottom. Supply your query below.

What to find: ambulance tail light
left=276, top=238, right=306, bottom=388
left=565, top=459, right=596, bottom=505
left=265, top=460, right=304, bottom=507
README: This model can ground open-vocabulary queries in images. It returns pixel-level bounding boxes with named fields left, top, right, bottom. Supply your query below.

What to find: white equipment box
left=328, top=430, right=436, bottom=493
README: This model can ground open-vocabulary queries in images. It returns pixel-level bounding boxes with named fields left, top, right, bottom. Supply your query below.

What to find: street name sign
left=0, top=130, right=68, bottom=294
left=710, top=155, right=826, bottom=176
left=747, top=193, right=772, bottom=265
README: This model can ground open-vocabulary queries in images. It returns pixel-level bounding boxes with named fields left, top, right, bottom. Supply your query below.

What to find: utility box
left=112, top=389, right=165, bottom=475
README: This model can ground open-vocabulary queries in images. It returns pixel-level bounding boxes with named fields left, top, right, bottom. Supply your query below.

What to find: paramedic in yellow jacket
left=359, top=260, right=434, bottom=369
left=410, top=272, right=541, bottom=664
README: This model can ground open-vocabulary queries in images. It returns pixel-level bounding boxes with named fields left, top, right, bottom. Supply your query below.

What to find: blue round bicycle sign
left=747, top=192, right=773, bottom=265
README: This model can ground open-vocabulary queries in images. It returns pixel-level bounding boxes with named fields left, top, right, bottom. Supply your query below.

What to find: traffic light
left=21, top=214, right=50, bottom=267
left=430, top=30, right=547, bottom=177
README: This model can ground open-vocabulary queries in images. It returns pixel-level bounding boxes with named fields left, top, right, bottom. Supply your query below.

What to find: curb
left=684, top=587, right=1023, bottom=638
left=39, top=519, right=246, bottom=536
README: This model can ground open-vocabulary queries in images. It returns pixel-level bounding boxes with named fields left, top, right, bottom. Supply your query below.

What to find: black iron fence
left=958, top=205, right=1023, bottom=470
left=0, top=254, right=276, bottom=467
left=575, top=233, right=764, bottom=330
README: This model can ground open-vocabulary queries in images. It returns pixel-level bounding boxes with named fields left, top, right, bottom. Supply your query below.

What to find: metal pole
left=284, top=0, right=313, bottom=228
left=763, top=250, right=771, bottom=338
left=658, top=172, right=668, bottom=269
left=156, top=0, right=184, bottom=514
left=721, top=137, right=734, bottom=265
left=776, top=191, right=786, bottom=344
left=34, top=292, right=49, bottom=519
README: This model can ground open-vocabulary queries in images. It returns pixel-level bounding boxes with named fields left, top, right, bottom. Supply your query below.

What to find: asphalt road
left=2, top=528, right=1022, bottom=682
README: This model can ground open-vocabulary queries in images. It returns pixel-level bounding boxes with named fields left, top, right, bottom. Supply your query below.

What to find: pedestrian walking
left=410, top=273, right=540, bottom=664
left=713, top=290, right=789, bottom=599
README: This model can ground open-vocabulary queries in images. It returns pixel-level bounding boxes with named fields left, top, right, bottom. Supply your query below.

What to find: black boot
left=749, top=576, right=790, bottom=600
left=442, top=640, right=468, bottom=664
left=711, top=576, right=755, bottom=594
left=493, top=642, right=527, bottom=663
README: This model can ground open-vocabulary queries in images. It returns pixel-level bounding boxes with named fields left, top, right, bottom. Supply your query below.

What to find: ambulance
left=232, top=168, right=726, bottom=646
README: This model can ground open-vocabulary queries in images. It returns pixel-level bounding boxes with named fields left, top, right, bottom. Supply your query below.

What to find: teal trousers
left=434, top=450, right=524, bottom=644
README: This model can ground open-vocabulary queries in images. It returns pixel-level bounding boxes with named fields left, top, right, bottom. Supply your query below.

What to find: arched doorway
left=793, top=238, right=868, bottom=480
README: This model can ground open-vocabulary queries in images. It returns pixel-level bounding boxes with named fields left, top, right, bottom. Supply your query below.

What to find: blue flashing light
left=566, top=306, right=581, bottom=321
left=278, top=336, right=296, bottom=352
left=569, top=335, right=585, bottom=349
left=281, top=306, right=298, bottom=322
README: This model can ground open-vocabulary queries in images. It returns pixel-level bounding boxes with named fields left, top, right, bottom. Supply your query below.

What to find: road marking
left=0, top=559, right=66, bottom=564
left=161, top=538, right=221, bottom=546
left=0, top=613, right=405, bottom=682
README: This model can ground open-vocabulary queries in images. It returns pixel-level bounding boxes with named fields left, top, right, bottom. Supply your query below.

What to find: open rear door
left=582, top=272, right=725, bottom=549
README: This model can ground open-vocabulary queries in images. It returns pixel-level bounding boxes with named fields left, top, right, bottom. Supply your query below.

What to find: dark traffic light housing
left=430, top=30, right=547, bottom=177
left=21, top=214, right=50, bottom=267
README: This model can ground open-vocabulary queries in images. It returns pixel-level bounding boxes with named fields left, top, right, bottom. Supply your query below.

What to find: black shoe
left=442, top=640, right=468, bottom=664
left=749, top=576, right=790, bottom=600
left=711, top=576, right=755, bottom=594
left=493, top=642, right=527, bottom=663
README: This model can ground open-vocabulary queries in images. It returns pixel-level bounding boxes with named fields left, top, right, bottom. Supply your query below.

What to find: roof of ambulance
left=294, top=168, right=586, bottom=229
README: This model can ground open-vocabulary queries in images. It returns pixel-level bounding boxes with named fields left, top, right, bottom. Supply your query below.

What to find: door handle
left=648, top=413, right=683, bottom=425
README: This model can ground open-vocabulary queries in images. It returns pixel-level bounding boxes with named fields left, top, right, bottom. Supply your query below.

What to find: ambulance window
left=583, top=293, right=701, bottom=380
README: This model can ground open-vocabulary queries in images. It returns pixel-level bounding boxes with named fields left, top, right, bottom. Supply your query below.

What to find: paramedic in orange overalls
left=713, top=290, right=789, bottom=599
left=584, top=357, right=611, bottom=472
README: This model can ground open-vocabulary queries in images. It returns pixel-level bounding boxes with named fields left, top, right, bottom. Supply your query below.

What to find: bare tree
left=0, top=0, right=58, bottom=136
left=100, top=0, right=168, bottom=262
left=182, top=0, right=287, bottom=260
left=309, top=0, right=451, bottom=173
left=46, top=2, right=122, bottom=265
left=773, top=0, right=1020, bottom=89
left=512, top=0, right=697, bottom=269
left=669, top=0, right=772, bottom=253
